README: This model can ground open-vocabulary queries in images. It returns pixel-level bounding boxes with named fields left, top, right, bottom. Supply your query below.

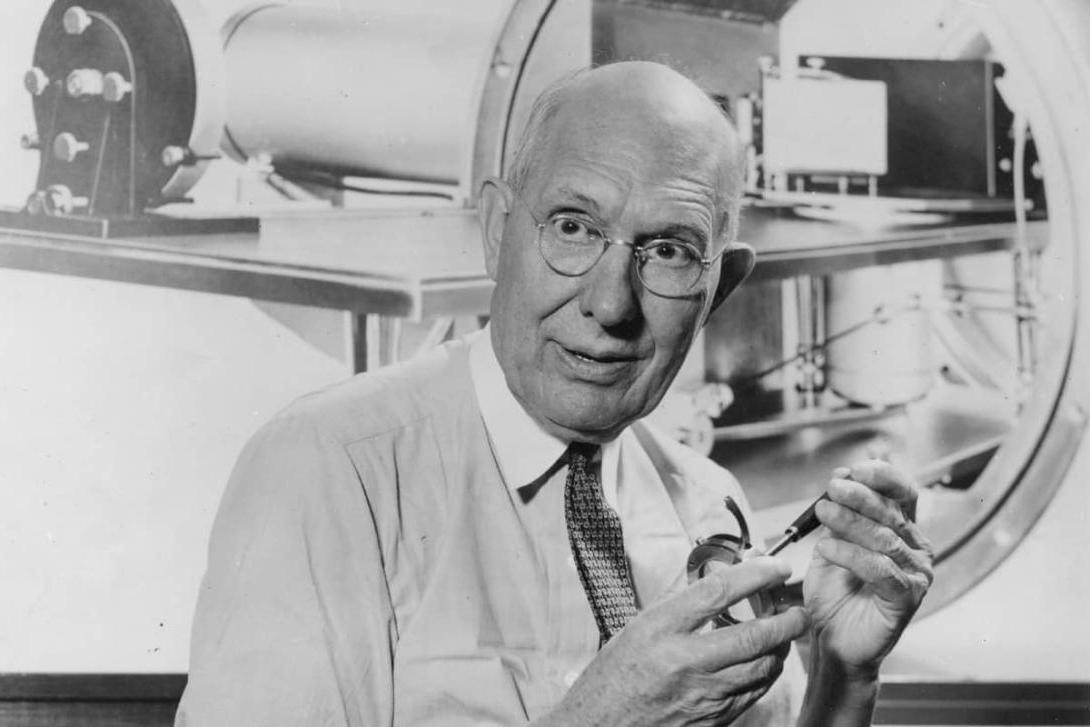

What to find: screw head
left=63, top=6, right=93, bottom=35
left=53, top=132, right=89, bottom=163
left=24, top=67, right=50, bottom=96
left=44, top=184, right=88, bottom=214
left=161, top=145, right=189, bottom=167
left=26, top=191, right=47, bottom=216
left=66, top=68, right=105, bottom=98
left=102, top=72, right=132, bottom=102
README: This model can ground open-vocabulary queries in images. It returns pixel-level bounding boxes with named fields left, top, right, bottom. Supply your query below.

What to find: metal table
left=0, top=205, right=1048, bottom=371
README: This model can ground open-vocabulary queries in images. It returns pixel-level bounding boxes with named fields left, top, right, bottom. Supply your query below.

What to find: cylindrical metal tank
left=220, top=2, right=513, bottom=184
left=825, top=261, right=942, bottom=407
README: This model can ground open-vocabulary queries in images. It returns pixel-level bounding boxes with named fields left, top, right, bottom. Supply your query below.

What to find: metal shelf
left=0, top=206, right=1046, bottom=321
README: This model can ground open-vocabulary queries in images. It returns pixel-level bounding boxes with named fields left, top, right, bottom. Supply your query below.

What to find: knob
left=24, top=67, right=50, bottom=96
left=66, top=68, right=105, bottom=98
left=161, top=145, right=190, bottom=167
left=53, top=132, right=90, bottom=162
left=102, top=72, right=132, bottom=102
left=25, top=190, right=48, bottom=216
left=20, top=132, right=40, bottom=150
left=44, top=184, right=89, bottom=215
left=63, top=6, right=93, bottom=35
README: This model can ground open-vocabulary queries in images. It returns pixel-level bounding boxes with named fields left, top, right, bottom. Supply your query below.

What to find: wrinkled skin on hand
left=804, top=459, right=934, bottom=676
left=536, top=557, right=810, bottom=727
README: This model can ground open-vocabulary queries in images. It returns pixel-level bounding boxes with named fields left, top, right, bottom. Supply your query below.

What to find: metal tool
left=764, top=493, right=831, bottom=556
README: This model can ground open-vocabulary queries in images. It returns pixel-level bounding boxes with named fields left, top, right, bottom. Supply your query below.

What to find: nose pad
left=577, top=243, right=642, bottom=325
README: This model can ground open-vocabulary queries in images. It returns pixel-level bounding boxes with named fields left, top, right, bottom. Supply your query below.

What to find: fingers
left=696, top=606, right=810, bottom=670
left=838, top=459, right=918, bottom=520
left=816, top=496, right=932, bottom=565
left=647, top=557, right=792, bottom=633
left=815, top=537, right=932, bottom=604
left=824, top=460, right=932, bottom=555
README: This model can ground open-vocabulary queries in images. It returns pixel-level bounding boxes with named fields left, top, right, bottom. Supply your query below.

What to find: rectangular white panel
left=762, top=76, right=888, bottom=175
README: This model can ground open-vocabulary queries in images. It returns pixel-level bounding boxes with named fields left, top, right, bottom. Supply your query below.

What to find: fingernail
left=832, top=466, right=851, bottom=479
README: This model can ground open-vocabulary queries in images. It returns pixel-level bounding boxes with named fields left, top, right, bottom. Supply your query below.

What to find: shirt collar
left=469, top=326, right=568, bottom=489
left=468, top=326, right=625, bottom=501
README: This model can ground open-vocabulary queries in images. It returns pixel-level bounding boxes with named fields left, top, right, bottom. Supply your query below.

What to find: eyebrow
left=647, top=223, right=708, bottom=249
left=550, top=187, right=710, bottom=250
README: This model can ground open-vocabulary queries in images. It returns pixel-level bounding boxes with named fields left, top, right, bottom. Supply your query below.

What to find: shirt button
left=563, top=670, right=580, bottom=687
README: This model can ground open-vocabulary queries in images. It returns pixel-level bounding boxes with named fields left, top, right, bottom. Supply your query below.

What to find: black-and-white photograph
left=1, top=0, right=1088, bottom=724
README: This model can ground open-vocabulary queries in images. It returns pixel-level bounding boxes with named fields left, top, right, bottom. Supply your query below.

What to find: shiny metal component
left=161, top=145, right=189, bottom=168
left=24, top=190, right=48, bottom=216
left=62, top=5, right=93, bottom=35
left=102, top=72, right=132, bottom=102
left=43, top=184, right=89, bottom=214
left=20, top=133, right=40, bottom=150
left=53, top=132, right=90, bottom=162
left=66, top=68, right=105, bottom=98
left=221, top=3, right=514, bottom=184
left=23, top=67, right=50, bottom=96
left=686, top=499, right=775, bottom=626
left=826, top=262, right=941, bottom=407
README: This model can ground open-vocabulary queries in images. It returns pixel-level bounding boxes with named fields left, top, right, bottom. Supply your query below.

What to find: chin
left=543, top=399, right=641, bottom=442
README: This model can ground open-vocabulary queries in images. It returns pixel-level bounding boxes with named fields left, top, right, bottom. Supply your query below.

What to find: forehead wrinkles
left=541, top=135, right=722, bottom=237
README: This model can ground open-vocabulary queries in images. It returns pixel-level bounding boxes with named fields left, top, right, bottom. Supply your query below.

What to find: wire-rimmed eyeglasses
left=511, top=192, right=729, bottom=299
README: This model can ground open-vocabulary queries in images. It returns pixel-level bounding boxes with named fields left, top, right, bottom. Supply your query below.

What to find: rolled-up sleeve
left=176, top=409, right=396, bottom=727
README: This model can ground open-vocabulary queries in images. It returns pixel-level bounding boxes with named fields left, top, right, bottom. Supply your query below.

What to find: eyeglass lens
left=537, top=217, right=704, bottom=297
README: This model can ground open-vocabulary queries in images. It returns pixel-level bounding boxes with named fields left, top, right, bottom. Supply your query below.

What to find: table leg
left=351, top=314, right=403, bottom=373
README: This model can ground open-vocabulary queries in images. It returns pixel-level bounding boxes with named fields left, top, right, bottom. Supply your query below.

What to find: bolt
left=63, top=6, right=93, bottom=35
left=805, top=56, right=826, bottom=70
left=25, top=190, right=47, bottom=215
left=66, top=68, right=105, bottom=98
left=24, top=67, right=50, bottom=96
left=44, top=184, right=89, bottom=215
left=53, top=132, right=90, bottom=162
left=161, top=145, right=190, bottom=167
left=102, top=72, right=132, bottom=102
left=20, top=132, right=40, bottom=150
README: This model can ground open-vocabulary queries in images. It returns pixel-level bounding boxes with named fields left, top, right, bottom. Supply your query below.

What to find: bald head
left=506, top=61, right=744, bottom=243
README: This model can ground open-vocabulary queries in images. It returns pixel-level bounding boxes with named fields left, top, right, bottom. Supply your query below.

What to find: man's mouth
left=568, top=348, right=626, bottom=364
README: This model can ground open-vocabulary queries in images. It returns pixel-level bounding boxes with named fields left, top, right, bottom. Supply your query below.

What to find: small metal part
left=687, top=535, right=775, bottom=626
left=24, top=67, right=50, bottom=96
left=102, top=72, right=132, bottom=102
left=25, top=190, right=48, bottom=216
left=43, top=184, right=89, bottom=215
left=63, top=5, right=93, bottom=35
left=161, top=145, right=190, bottom=167
left=53, top=132, right=90, bottom=162
left=765, top=493, right=831, bottom=557
left=20, top=133, right=40, bottom=150
left=66, top=68, right=105, bottom=98
left=685, top=496, right=775, bottom=627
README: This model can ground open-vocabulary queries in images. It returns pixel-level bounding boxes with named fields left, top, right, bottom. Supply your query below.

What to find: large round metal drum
left=221, top=2, right=513, bottom=184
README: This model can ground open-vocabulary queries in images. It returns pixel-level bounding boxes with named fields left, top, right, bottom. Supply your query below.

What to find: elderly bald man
left=177, top=61, right=933, bottom=727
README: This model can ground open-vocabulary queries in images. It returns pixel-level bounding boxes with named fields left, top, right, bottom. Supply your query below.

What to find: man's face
left=484, top=105, right=730, bottom=443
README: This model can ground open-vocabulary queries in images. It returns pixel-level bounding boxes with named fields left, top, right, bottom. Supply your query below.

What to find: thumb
left=646, top=556, right=791, bottom=633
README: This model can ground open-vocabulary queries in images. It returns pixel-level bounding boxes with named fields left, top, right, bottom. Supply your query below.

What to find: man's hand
left=537, top=557, right=810, bottom=727
left=803, top=459, right=934, bottom=677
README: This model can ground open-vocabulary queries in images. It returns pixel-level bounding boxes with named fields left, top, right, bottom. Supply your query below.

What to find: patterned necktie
left=564, top=442, right=638, bottom=646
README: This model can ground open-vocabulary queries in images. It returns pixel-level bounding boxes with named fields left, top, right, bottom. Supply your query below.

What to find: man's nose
left=577, top=244, right=642, bottom=328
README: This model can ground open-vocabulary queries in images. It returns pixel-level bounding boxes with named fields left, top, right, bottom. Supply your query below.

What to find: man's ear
left=707, top=243, right=756, bottom=318
left=478, top=176, right=512, bottom=281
